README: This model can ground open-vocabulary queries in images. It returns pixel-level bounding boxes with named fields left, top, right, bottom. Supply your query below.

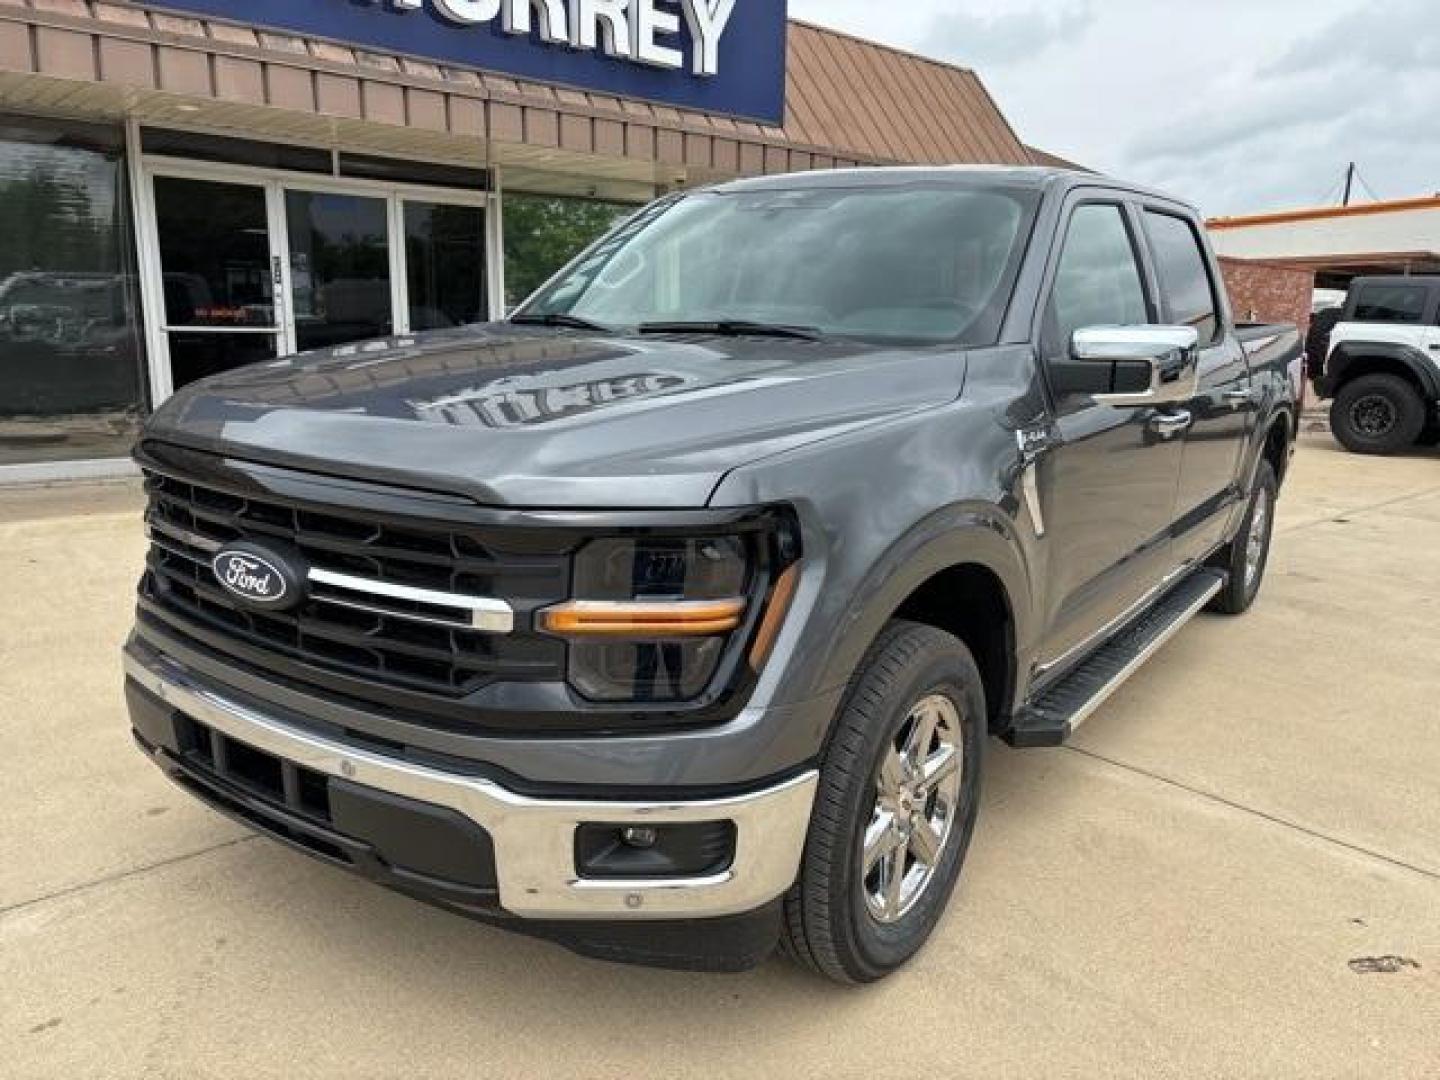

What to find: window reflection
left=0, top=117, right=144, bottom=465
left=286, top=190, right=392, bottom=352
left=154, top=176, right=274, bottom=328
left=166, top=332, right=279, bottom=389
left=405, top=201, right=487, bottom=330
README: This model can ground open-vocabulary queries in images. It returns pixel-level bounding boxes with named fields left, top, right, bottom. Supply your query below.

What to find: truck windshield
left=514, top=184, right=1039, bottom=345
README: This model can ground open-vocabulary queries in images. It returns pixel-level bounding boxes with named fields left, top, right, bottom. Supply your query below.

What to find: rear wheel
left=1331, top=374, right=1426, bottom=455
left=781, top=621, right=984, bottom=984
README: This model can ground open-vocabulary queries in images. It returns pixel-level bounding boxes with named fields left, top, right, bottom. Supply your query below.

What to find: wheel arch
left=891, top=563, right=1016, bottom=735
left=817, top=507, right=1031, bottom=736
left=1260, top=407, right=1294, bottom=487
left=1326, top=343, right=1439, bottom=401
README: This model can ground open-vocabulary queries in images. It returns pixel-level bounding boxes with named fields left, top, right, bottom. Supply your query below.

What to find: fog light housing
left=575, top=821, right=737, bottom=879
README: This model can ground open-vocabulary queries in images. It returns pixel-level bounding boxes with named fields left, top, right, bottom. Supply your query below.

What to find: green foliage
left=503, top=194, right=632, bottom=308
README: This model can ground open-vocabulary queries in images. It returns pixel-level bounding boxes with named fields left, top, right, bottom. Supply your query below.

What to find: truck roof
left=1345, top=275, right=1440, bottom=289
left=709, top=165, right=1195, bottom=214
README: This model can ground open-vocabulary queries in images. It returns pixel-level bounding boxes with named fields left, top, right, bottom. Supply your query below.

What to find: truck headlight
left=539, top=530, right=797, bottom=704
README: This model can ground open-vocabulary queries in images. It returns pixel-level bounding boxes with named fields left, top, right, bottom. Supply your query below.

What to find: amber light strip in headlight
left=540, top=598, right=748, bottom=638
left=748, top=563, right=801, bottom=668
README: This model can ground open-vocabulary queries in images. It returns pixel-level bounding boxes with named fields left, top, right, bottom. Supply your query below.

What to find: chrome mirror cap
left=1072, top=325, right=1199, bottom=361
left=1072, top=325, right=1201, bottom=407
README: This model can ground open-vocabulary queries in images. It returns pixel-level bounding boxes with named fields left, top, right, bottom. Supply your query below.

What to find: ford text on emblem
left=211, top=545, right=302, bottom=611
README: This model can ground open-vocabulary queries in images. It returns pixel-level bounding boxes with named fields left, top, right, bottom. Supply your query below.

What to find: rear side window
left=1046, top=203, right=1149, bottom=348
left=1144, top=211, right=1219, bottom=344
left=1352, top=285, right=1427, bottom=324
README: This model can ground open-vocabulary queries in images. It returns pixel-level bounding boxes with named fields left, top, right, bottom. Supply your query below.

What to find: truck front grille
left=138, top=466, right=571, bottom=705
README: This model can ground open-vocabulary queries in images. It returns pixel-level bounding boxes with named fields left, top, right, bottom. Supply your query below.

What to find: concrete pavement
left=2, top=435, right=1437, bottom=1079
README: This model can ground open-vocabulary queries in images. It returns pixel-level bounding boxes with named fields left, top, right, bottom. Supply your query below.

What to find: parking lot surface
left=3, top=434, right=1437, bottom=1079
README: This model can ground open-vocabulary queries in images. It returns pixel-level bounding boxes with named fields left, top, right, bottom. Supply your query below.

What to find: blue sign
left=154, top=1, right=788, bottom=125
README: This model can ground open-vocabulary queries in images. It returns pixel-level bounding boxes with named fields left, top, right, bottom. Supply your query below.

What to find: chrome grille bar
left=307, top=567, right=514, bottom=634
left=147, top=517, right=222, bottom=554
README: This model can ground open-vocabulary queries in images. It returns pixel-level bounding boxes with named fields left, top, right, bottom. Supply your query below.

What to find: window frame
left=1349, top=282, right=1432, bottom=326
left=1036, top=195, right=1159, bottom=360
left=1138, top=207, right=1224, bottom=348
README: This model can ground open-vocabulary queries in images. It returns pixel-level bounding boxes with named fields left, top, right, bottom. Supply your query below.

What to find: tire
left=1330, top=374, right=1426, bottom=455
left=1208, top=460, right=1278, bottom=615
left=781, top=621, right=984, bottom=984
left=1304, top=308, right=1341, bottom=381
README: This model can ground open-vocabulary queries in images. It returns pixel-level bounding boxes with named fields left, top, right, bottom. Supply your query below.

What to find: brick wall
left=1218, top=257, right=1315, bottom=335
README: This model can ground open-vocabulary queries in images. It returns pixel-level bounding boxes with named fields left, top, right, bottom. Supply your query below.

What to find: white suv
left=1321, top=276, right=1440, bottom=454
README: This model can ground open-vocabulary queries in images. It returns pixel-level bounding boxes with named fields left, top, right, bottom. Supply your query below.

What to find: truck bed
left=1236, top=322, right=1306, bottom=406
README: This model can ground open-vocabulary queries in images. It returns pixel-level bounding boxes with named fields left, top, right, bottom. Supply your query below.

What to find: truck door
left=1140, top=209, right=1250, bottom=561
left=1034, top=199, right=1186, bottom=675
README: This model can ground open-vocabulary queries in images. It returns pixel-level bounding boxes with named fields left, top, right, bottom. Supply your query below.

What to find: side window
left=1046, top=204, right=1148, bottom=351
left=1352, top=285, right=1427, bottom=324
left=1144, top=211, right=1219, bottom=344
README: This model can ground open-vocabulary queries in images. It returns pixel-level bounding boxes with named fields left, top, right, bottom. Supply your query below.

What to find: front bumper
left=123, top=649, right=817, bottom=923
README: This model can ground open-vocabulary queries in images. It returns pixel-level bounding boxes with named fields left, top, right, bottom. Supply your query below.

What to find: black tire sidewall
left=1212, top=461, right=1277, bottom=615
left=1332, top=375, right=1426, bottom=454
left=1237, top=463, right=1277, bottom=609
left=823, top=630, right=985, bottom=979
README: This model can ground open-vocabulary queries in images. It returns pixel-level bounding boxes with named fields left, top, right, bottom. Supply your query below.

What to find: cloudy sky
left=788, top=0, right=1440, bottom=218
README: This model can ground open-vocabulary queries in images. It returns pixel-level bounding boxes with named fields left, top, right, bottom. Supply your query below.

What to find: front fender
left=709, top=383, right=1042, bottom=717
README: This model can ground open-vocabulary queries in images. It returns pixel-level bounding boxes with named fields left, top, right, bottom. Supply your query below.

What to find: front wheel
left=1209, top=460, right=1278, bottom=615
left=781, top=621, right=984, bottom=984
left=1331, top=374, right=1426, bottom=454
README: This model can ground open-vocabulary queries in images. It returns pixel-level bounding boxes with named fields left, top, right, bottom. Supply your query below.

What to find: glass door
left=141, top=156, right=498, bottom=404
left=150, top=175, right=283, bottom=391
left=283, top=189, right=394, bottom=352
left=403, top=200, right=488, bottom=331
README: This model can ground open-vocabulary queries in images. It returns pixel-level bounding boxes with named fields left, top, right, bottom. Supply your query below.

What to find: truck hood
left=146, top=325, right=967, bottom=508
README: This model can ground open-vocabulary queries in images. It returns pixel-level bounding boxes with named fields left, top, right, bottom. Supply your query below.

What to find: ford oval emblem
left=211, top=544, right=304, bottom=611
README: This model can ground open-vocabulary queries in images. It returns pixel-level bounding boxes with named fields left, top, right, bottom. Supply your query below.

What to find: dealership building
left=0, top=0, right=1039, bottom=480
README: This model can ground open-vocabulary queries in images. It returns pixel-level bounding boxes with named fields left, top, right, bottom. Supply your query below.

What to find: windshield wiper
left=510, top=312, right=613, bottom=333
left=637, top=319, right=824, bottom=341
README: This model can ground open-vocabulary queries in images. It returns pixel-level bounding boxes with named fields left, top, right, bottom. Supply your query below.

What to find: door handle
left=1222, top=389, right=1253, bottom=408
left=1149, top=411, right=1193, bottom=439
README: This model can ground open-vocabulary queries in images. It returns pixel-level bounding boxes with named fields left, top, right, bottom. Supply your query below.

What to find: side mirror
left=1070, top=325, right=1201, bottom=407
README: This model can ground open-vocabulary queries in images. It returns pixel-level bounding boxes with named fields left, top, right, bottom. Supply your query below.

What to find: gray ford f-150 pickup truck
left=124, top=167, right=1299, bottom=983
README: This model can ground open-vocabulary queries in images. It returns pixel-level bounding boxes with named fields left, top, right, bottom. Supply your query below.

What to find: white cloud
left=920, top=3, right=1095, bottom=68
left=788, top=0, right=1440, bottom=216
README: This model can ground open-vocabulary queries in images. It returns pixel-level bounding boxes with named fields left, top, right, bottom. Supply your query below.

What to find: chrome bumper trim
left=124, top=652, right=817, bottom=920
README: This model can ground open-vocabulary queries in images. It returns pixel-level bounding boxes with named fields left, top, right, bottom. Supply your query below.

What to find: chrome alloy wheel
left=862, top=693, right=965, bottom=924
left=1244, top=485, right=1271, bottom=591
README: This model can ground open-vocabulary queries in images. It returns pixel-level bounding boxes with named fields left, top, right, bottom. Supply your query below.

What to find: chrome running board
left=1005, top=569, right=1226, bottom=748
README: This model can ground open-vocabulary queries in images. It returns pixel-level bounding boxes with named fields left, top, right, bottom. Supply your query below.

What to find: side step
left=1004, top=569, right=1226, bottom=748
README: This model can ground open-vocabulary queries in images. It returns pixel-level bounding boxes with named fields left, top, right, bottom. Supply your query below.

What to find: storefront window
left=0, top=117, right=145, bottom=466
left=503, top=194, right=634, bottom=311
